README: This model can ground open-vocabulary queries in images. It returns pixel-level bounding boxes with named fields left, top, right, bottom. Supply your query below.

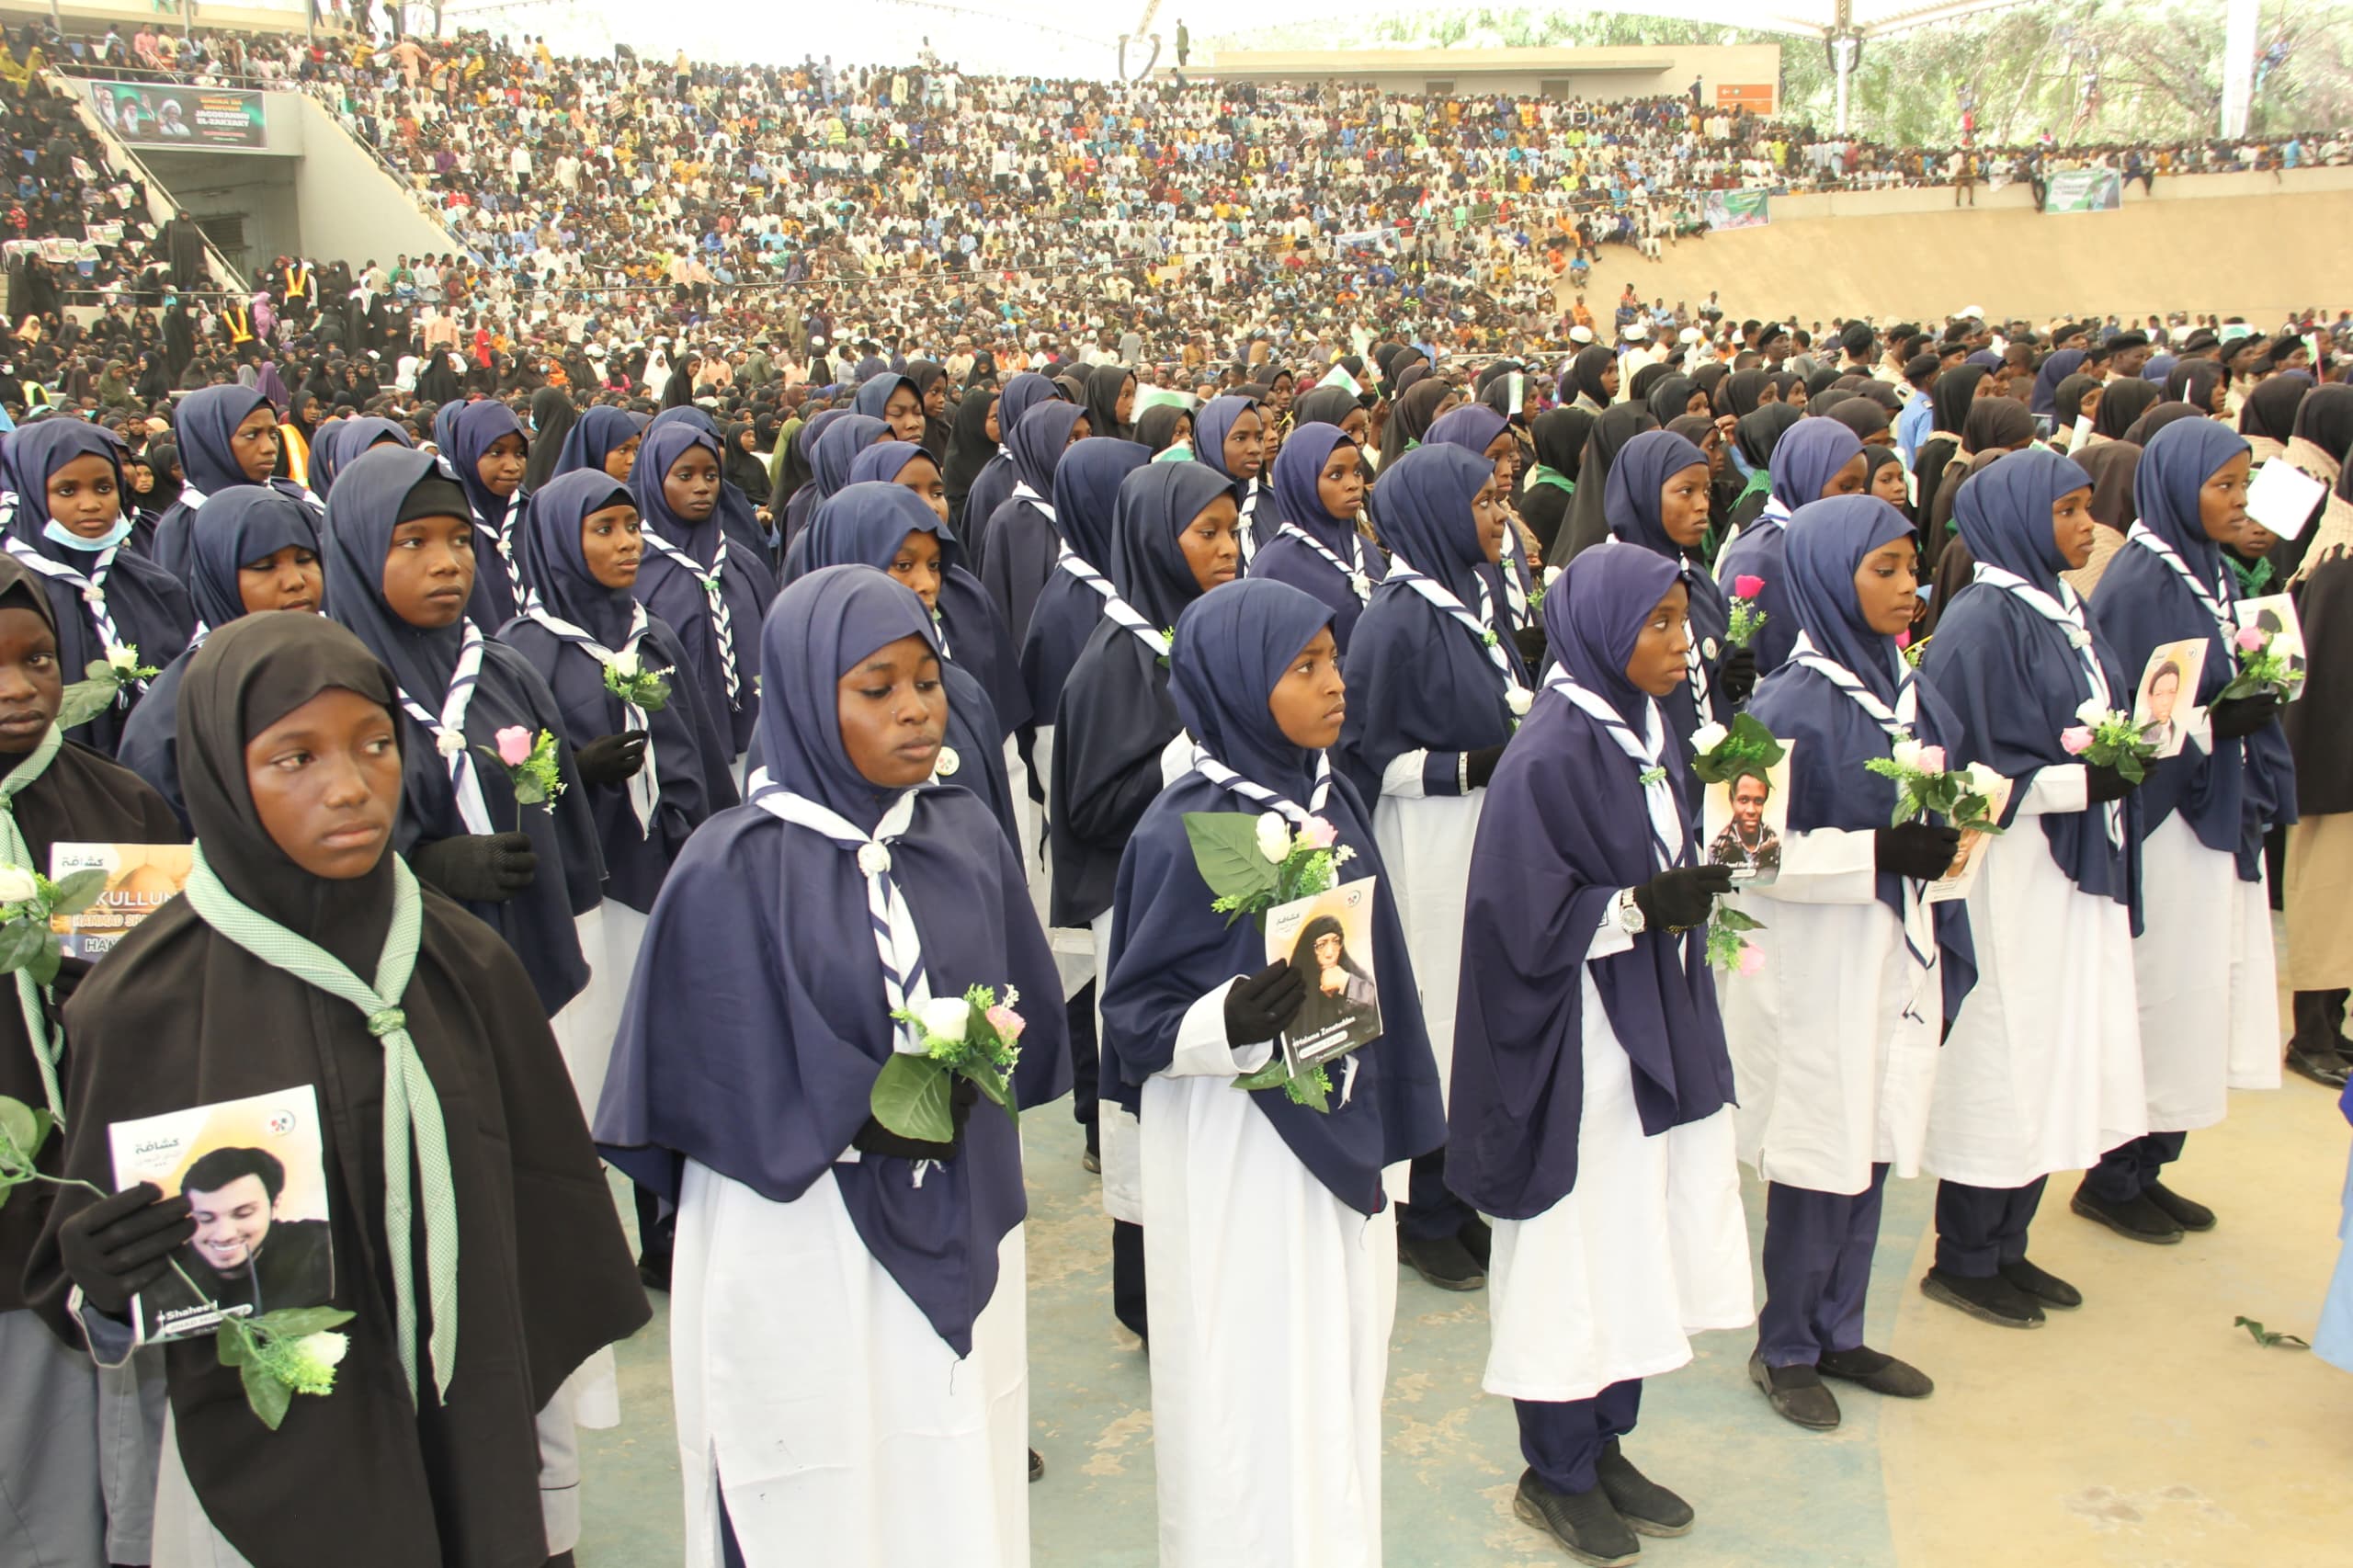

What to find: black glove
left=2084, top=760, right=2139, bottom=803
left=408, top=832, right=538, bottom=903
left=1631, top=864, right=1734, bottom=931
left=1463, top=744, right=1508, bottom=790
left=58, top=1183, right=192, bottom=1318
left=2206, top=692, right=2279, bottom=740
left=1223, top=960, right=1306, bottom=1047
left=1719, top=644, right=1760, bottom=705
left=1876, top=822, right=1964, bottom=881
left=1511, top=623, right=1549, bottom=671
left=851, top=1076, right=978, bottom=1162
left=573, top=732, right=649, bottom=787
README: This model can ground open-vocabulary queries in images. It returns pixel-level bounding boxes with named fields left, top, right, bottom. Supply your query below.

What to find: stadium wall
left=1194, top=45, right=1783, bottom=109
left=1576, top=166, right=2353, bottom=325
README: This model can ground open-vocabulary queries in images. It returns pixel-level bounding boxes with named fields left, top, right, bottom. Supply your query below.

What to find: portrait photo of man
left=1710, top=767, right=1784, bottom=881
left=157, top=1145, right=335, bottom=1330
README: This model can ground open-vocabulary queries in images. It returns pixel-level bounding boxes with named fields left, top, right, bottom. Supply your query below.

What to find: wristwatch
left=1614, top=887, right=1646, bottom=935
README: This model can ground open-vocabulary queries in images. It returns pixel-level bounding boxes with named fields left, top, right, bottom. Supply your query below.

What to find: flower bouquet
left=1687, top=714, right=1781, bottom=971
left=0, top=864, right=107, bottom=988
left=1863, top=742, right=2008, bottom=836
left=54, top=644, right=159, bottom=729
left=872, top=983, right=1026, bottom=1142
left=483, top=726, right=566, bottom=812
left=0, top=1096, right=355, bottom=1431
left=2213, top=624, right=2303, bottom=703
left=2060, top=698, right=2158, bottom=786
left=600, top=649, right=670, bottom=711
left=1725, top=574, right=1768, bottom=649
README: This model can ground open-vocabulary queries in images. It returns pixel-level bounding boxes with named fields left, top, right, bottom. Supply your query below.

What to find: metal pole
left=1836, top=52, right=1851, bottom=133
left=2220, top=0, right=2256, bottom=137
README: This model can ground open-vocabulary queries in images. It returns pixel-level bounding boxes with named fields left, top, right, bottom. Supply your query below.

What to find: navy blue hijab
left=323, top=445, right=605, bottom=1012
left=1193, top=393, right=1268, bottom=542
left=1102, top=578, right=1445, bottom=1212
left=449, top=399, right=530, bottom=628
left=116, top=487, right=319, bottom=826
left=1745, top=496, right=1977, bottom=1017
left=498, top=469, right=739, bottom=911
left=1606, top=427, right=1728, bottom=752
left=2089, top=417, right=2294, bottom=877
left=1425, top=401, right=1535, bottom=616
left=146, top=385, right=319, bottom=575
left=781, top=412, right=891, bottom=568
left=1714, top=415, right=1866, bottom=673
left=1256, top=422, right=1384, bottom=652
left=1448, top=541, right=1735, bottom=1221
left=977, top=401, right=1091, bottom=653
left=1921, top=447, right=2136, bottom=906
left=1339, top=443, right=1525, bottom=802
left=1047, top=461, right=1237, bottom=927
left=1019, top=436, right=1151, bottom=726
left=651, top=404, right=771, bottom=562
left=311, top=416, right=413, bottom=499
left=551, top=404, right=643, bottom=482
left=630, top=420, right=777, bottom=756
left=3, top=417, right=198, bottom=755
left=594, top=565, right=1071, bottom=1355
left=961, top=371, right=1063, bottom=569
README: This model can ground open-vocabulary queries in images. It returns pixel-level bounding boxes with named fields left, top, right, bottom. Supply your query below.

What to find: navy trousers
left=1398, top=1146, right=1475, bottom=1243
left=1757, top=1165, right=1889, bottom=1369
left=1516, top=1380, right=1643, bottom=1494
left=2293, top=989, right=2348, bottom=1058
left=2084, top=1131, right=2188, bottom=1202
left=1933, top=1176, right=2048, bottom=1276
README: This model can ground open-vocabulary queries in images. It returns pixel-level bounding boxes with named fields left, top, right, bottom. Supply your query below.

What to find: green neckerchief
left=1527, top=464, right=1575, bottom=496
left=184, top=846, right=458, bottom=1408
left=2227, top=551, right=2275, bottom=597
left=1735, top=467, right=1772, bottom=506
left=2, top=723, right=64, bottom=1119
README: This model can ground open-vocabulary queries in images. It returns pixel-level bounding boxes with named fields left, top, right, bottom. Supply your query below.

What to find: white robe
left=1921, top=766, right=2146, bottom=1188
left=2132, top=812, right=2281, bottom=1131
left=1371, top=782, right=1483, bottom=1108
left=1483, top=923, right=1755, bottom=1403
left=669, top=1162, right=1029, bottom=1568
left=548, top=902, right=626, bottom=1431
left=1141, top=982, right=1398, bottom=1568
left=1721, top=827, right=1942, bottom=1195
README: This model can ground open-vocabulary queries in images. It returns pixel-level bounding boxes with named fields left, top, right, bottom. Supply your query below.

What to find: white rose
left=1966, top=762, right=2006, bottom=796
left=1690, top=721, right=1729, bottom=755
left=105, top=643, right=139, bottom=673
left=1254, top=811, right=1290, bottom=864
left=609, top=649, right=641, bottom=678
left=933, top=744, right=961, bottom=778
left=2075, top=696, right=2109, bottom=724
left=917, top=996, right=970, bottom=1044
left=1890, top=739, right=1923, bottom=770
left=1505, top=686, right=1532, bottom=717
left=0, top=867, right=40, bottom=903
left=434, top=727, right=465, bottom=758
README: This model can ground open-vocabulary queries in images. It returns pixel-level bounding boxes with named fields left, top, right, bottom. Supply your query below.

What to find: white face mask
left=45, top=516, right=136, bottom=552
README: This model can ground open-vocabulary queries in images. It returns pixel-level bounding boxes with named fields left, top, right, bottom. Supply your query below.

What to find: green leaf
left=0, top=918, right=53, bottom=979
left=1284, top=1062, right=1332, bottom=1112
left=869, top=1053, right=955, bottom=1142
left=45, top=869, right=108, bottom=917
left=1181, top=812, right=1279, bottom=911
left=962, top=1063, right=1017, bottom=1123
left=0, top=1095, right=43, bottom=1166
left=239, top=1354, right=293, bottom=1430
left=1233, top=1059, right=1291, bottom=1095
left=1712, top=904, right=1766, bottom=933
left=54, top=679, right=119, bottom=732
left=212, top=1320, right=252, bottom=1367
left=250, top=1306, right=355, bottom=1339
left=83, top=661, right=114, bottom=683
left=2234, top=1314, right=2311, bottom=1350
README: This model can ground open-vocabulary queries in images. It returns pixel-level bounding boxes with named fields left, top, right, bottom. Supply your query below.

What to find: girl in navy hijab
left=3, top=418, right=198, bottom=754
left=1193, top=393, right=1271, bottom=562
left=1427, top=402, right=1536, bottom=631
left=977, top=400, right=1091, bottom=653
left=552, top=403, right=646, bottom=485
left=1050, top=460, right=1243, bottom=1340
left=1449, top=541, right=1748, bottom=1565
left=652, top=405, right=774, bottom=563
left=501, top=468, right=740, bottom=1097
left=2080, top=418, right=2291, bottom=1240
left=449, top=398, right=532, bottom=627
left=309, top=415, right=413, bottom=500
left=594, top=565, right=1069, bottom=1568
left=1725, top=496, right=1975, bottom=1433
left=1713, top=415, right=1869, bottom=674
left=1102, top=577, right=1443, bottom=1568
left=799, top=482, right=1022, bottom=846
left=1336, top=443, right=1531, bottom=1288
left=1255, top=422, right=1383, bottom=652
left=1915, top=449, right=2147, bottom=1329
left=1606, top=428, right=1751, bottom=769
left=1019, top=437, right=1153, bottom=734
left=961, top=372, right=1063, bottom=570
left=324, top=444, right=607, bottom=1019
left=142, top=383, right=319, bottom=574
left=117, top=487, right=319, bottom=826
left=631, top=421, right=778, bottom=768
left=781, top=413, right=889, bottom=564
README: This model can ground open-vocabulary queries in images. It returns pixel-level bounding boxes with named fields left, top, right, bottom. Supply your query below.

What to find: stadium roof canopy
left=1128, top=0, right=2032, bottom=46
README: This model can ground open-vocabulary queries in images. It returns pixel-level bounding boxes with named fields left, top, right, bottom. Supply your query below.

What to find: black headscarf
left=1569, top=346, right=1616, bottom=407
left=1084, top=363, right=1136, bottom=444
left=2239, top=374, right=2312, bottom=444
left=2093, top=376, right=2160, bottom=440
left=940, top=386, right=998, bottom=507
left=1929, top=365, right=1988, bottom=437
left=520, top=386, right=575, bottom=493
left=1559, top=403, right=1660, bottom=561
left=1134, top=403, right=1191, bottom=453
left=1719, top=369, right=1768, bottom=419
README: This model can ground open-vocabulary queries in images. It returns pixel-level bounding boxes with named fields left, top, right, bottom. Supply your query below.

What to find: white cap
left=1568, top=324, right=1594, bottom=344
left=1956, top=303, right=1986, bottom=320
left=1621, top=323, right=1646, bottom=341
left=1679, top=326, right=1703, bottom=344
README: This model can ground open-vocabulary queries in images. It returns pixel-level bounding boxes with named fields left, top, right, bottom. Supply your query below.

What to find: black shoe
left=1999, top=1257, right=2083, bottom=1310
left=1459, top=1212, right=1494, bottom=1270
left=1921, top=1267, right=2044, bottom=1328
left=1029, top=1448, right=1044, bottom=1483
left=2070, top=1184, right=2184, bottom=1244
left=2143, top=1181, right=2214, bottom=1233
left=1748, top=1352, right=1839, bottom=1430
left=638, top=1256, right=672, bottom=1293
left=1512, top=1470, right=1641, bottom=1566
left=1816, top=1345, right=1934, bottom=1399
left=1596, top=1440, right=1693, bottom=1537
left=1080, top=1149, right=1101, bottom=1175
left=1401, top=1231, right=1486, bottom=1290
left=2286, top=1047, right=2352, bottom=1088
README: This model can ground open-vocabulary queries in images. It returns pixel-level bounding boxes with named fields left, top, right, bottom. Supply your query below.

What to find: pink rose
left=2233, top=626, right=2267, bottom=653
left=985, top=1004, right=1026, bottom=1043
left=1894, top=630, right=1912, bottom=651
left=1733, top=574, right=1766, bottom=599
left=494, top=725, right=534, bottom=767
left=1736, top=943, right=1766, bottom=976
left=2060, top=725, right=2095, bottom=756
left=1914, top=744, right=1948, bottom=775
left=1298, top=815, right=1338, bottom=850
